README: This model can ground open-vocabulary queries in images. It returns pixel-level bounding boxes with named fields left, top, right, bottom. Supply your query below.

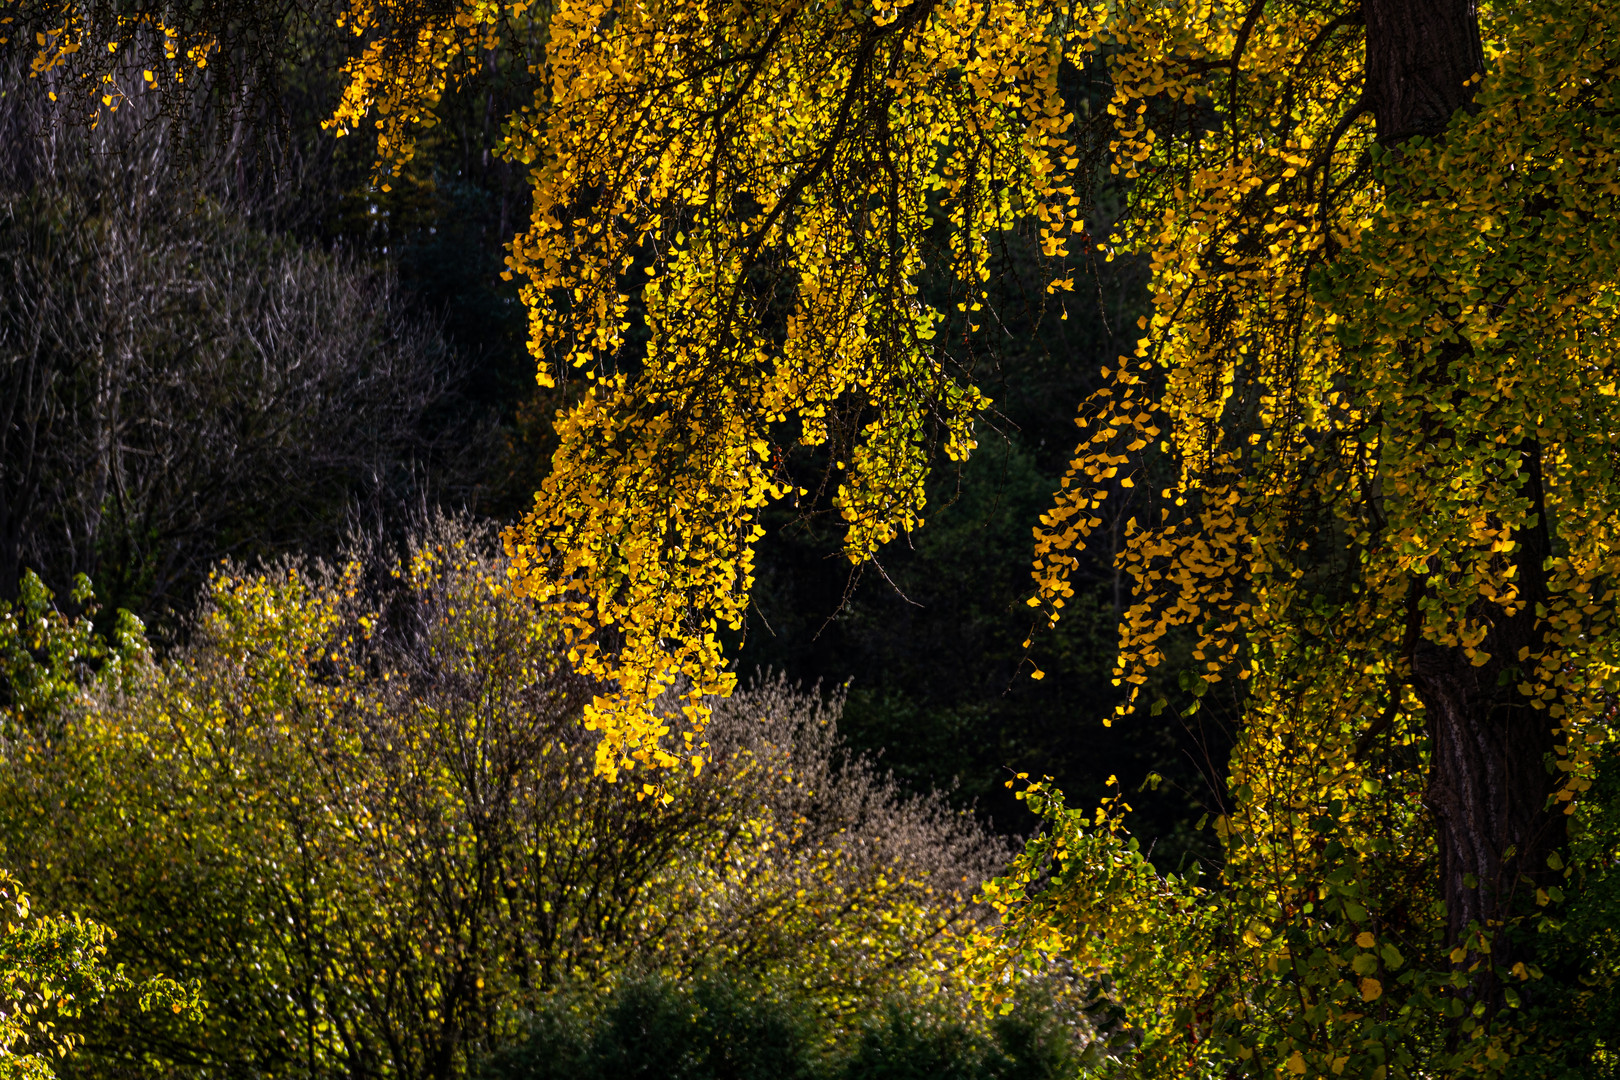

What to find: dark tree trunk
left=1362, top=0, right=1485, bottom=143
left=1361, top=0, right=1565, bottom=999
left=1408, top=446, right=1563, bottom=973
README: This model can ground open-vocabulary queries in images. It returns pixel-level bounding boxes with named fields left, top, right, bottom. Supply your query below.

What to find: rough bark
left=1409, top=444, right=1563, bottom=968
left=1362, top=0, right=1485, bottom=143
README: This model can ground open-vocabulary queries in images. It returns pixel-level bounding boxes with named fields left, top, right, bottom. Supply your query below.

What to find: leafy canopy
left=492, top=0, right=1085, bottom=774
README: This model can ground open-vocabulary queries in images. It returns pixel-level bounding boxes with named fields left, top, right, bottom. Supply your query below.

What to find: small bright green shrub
left=0, top=577, right=191, bottom=1080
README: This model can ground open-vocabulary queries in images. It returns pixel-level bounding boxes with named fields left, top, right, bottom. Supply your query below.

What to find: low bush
left=479, top=974, right=1081, bottom=1080
left=0, top=516, right=1034, bottom=1080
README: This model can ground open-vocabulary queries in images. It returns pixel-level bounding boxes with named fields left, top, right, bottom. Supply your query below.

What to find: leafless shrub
left=0, top=75, right=492, bottom=621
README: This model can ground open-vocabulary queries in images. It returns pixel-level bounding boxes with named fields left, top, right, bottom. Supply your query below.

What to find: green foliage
left=481, top=977, right=824, bottom=1080
left=0, top=869, right=192, bottom=1080
left=0, top=578, right=194, bottom=1080
left=843, top=1002, right=1072, bottom=1080
left=0, top=571, right=145, bottom=732
left=1499, top=744, right=1620, bottom=1079
left=979, top=769, right=1620, bottom=1079
left=479, top=974, right=1082, bottom=1080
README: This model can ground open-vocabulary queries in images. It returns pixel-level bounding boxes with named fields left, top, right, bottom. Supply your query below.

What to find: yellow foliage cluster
left=999, top=0, right=1620, bottom=1074
left=7, top=0, right=215, bottom=117
left=325, top=0, right=530, bottom=168
left=309, top=0, right=1087, bottom=774
left=1034, top=0, right=1620, bottom=738
left=498, top=0, right=1091, bottom=774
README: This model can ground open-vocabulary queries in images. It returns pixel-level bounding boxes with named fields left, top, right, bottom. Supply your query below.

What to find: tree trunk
left=1362, top=0, right=1565, bottom=998
left=1362, top=0, right=1485, bottom=144
left=1407, top=445, right=1563, bottom=1001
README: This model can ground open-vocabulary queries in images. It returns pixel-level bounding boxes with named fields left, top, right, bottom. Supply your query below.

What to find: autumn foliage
left=9, top=0, right=1620, bottom=1075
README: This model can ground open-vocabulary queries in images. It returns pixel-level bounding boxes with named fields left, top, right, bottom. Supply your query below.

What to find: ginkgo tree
left=12, top=0, right=1620, bottom=1073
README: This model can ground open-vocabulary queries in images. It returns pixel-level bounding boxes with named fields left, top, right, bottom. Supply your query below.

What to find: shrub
left=480, top=974, right=1082, bottom=1080
left=0, top=516, right=1015, bottom=1080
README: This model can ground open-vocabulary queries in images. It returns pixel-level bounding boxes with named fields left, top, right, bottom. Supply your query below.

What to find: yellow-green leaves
left=0, top=575, right=194, bottom=1079
left=0, top=524, right=1006, bottom=1076
left=1, top=571, right=147, bottom=734
left=0, top=870, right=191, bottom=1080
